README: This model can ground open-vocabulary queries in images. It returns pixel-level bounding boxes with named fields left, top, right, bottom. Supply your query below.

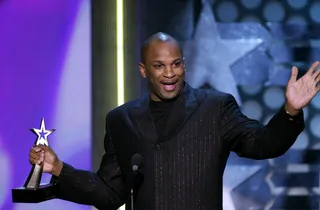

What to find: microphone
left=131, top=153, right=143, bottom=172
left=130, top=154, right=143, bottom=210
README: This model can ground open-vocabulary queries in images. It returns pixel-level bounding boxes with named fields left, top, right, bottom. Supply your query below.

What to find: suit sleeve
left=51, top=116, right=127, bottom=209
left=220, top=94, right=305, bottom=159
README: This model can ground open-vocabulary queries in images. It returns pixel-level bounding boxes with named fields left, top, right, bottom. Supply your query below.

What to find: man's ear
left=139, top=62, right=147, bottom=78
left=182, top=57, right=186, bottom=71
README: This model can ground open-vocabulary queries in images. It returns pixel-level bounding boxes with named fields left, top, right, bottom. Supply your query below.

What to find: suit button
left=155, top=144, right=161, bottom=150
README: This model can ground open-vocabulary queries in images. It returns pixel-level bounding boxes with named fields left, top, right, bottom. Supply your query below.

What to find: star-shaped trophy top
left=31, top=118, right=55, bottom=146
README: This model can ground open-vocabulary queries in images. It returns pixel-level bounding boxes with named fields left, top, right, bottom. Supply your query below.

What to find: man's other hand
left=29, top=145, right=63, bottom=176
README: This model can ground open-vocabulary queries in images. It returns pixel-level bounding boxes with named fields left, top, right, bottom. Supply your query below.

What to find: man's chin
left=160, top=91, right=180, bottom=101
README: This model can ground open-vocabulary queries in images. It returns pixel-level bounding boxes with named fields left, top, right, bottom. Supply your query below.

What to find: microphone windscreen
left=131, top=153, right=143, bottom=169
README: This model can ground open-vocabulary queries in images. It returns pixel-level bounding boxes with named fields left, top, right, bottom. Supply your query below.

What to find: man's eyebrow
left=152, top=60, right=163, bottom=63
left=151, top=58, right=182, bottom=64
left=171, top=58, right=182, bottom=64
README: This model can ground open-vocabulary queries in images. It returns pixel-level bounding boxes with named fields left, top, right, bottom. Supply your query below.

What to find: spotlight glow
left=117, top=0, right=124, bottom=106
left=117, top=0, right=125, bottom=209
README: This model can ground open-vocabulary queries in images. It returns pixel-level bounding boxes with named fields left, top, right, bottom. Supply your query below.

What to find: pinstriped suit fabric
left=53, top=83, right=304, bottom=210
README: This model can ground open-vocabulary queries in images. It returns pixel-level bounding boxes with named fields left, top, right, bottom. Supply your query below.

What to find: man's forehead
left=148, top=41, right=181, bottom=55
left=141, top=37, right=183, bottom=64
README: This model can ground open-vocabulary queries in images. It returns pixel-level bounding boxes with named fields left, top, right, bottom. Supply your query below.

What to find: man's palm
left=286, top=61, right=320, bottom=110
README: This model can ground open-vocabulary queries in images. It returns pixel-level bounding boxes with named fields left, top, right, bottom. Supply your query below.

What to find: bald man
left=30, top=32, right=320, bottom=210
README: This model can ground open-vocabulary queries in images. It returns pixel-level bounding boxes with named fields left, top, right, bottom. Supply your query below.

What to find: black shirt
left=149, top=99, right=175, bottom=138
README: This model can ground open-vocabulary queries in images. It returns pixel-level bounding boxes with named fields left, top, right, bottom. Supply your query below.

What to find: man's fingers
left=314, top=64, right=320, bottom=80
left=29, top=154, right=44, bottom=165
left=315, top=73, right=320, bottom=84
left=308, top=61, right=320, bottom=75
left=29, top=158, right=43, bottom=165
left=31, top=147, right=42, bottom=153
left=290, top=66, right=299, bottom=82
left=36, top=144, right=50, bottom=151
left=29, top=151, right=43, bottom=160
left=29, top=147, right=45, bottom=165
left=29, top=152, right=43, bottom=165
left=31, top=144, right=50, bottom=153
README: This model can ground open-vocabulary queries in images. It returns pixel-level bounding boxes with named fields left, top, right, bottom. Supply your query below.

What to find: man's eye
left=174, top=62, right=181, bottom=67
left=154, top=64, right=162, bottom=68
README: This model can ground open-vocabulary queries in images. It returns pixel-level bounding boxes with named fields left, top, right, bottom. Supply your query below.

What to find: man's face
left=139, top=41, right=185, bottom=101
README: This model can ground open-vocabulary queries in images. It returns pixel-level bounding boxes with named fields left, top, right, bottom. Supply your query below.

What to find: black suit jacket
left=52, top=83, right=305, bottom=210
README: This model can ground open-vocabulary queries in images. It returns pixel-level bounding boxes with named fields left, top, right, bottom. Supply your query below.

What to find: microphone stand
left=130, top=188, right=134, bottom=210
left=131, top=154, right=143, bottom=210
left=130, top=171, right=138, bottom=210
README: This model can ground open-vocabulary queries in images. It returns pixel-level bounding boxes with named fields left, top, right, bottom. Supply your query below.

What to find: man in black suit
left=29, top=32, right=320, bottom=210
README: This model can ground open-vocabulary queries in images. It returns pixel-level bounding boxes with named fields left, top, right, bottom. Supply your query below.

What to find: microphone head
left=131, top=153, right=143, bottom=171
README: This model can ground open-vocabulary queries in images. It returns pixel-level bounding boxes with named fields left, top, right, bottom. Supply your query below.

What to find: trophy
left=12, top=118, right=56, bottom=203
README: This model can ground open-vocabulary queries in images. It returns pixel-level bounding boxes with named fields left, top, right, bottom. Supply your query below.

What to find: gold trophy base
left=12, top=183, right=56, bottom=203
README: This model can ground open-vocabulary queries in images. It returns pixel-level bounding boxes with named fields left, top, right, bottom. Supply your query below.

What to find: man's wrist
left=284, top=102, right=300, bottom=116
left=52, top=160, right=63, bottom=177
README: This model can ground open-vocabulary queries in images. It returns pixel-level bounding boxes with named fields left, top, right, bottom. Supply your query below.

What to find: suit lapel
left=129, top=83, right=198, bottom=143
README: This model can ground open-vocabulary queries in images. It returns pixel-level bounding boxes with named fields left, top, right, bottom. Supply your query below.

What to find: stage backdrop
left=139, top=0, right=320, bottom=209
left=0, top=0, right=91, bottom=210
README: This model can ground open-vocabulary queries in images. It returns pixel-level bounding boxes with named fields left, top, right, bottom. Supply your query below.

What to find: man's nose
left=163, top=66, right=175, bottom=78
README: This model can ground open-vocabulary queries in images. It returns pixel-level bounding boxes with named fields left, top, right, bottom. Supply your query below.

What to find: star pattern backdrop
left=139, top=0, right=320, bottom=209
